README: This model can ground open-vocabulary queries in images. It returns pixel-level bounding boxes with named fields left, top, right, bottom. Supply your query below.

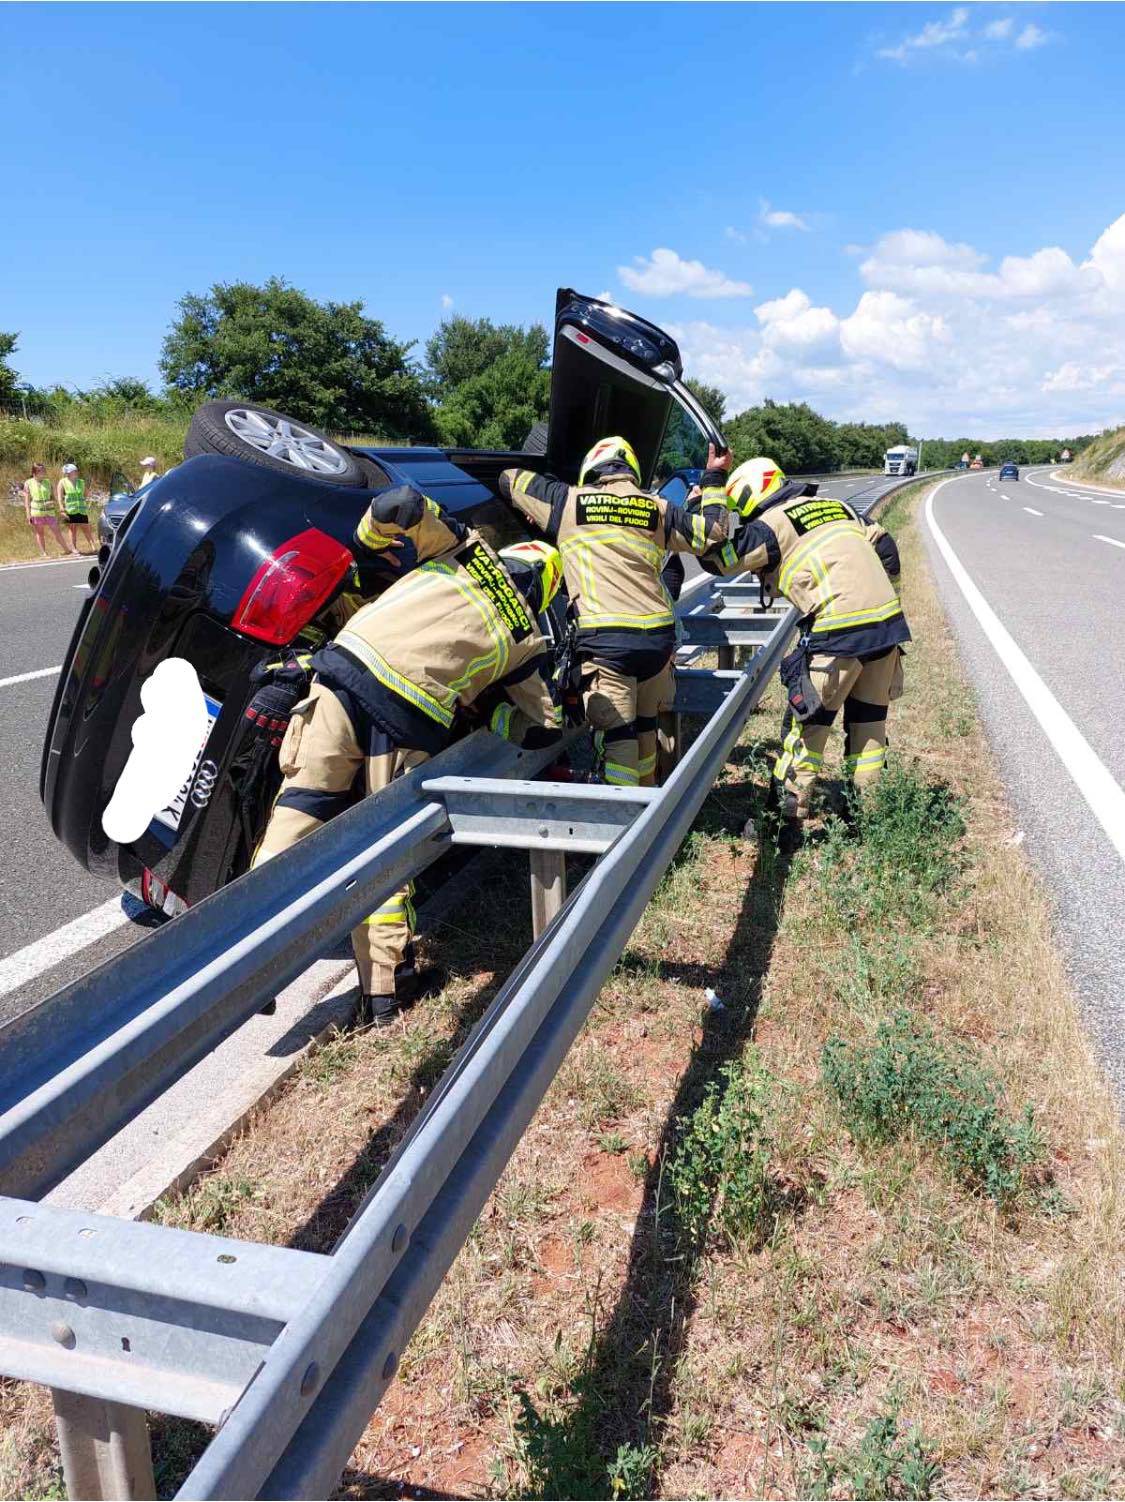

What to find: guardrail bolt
left=382, top=1350, right=398, bottom=1381
left=22, top=1269, right=45, bottom=1293
left=392, top=1223, right=409, bottom=1255
left=300, top=1362, right=319, bottom=1397
left=51, top=1322, right=76, bottom=1348
left=63, top=1278, right=87, bottom=1301
left=538, top=826, right=549, bottom=838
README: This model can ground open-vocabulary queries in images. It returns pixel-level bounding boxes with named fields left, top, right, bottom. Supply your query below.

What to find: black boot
left=356, top=961, right=444, bottom=1030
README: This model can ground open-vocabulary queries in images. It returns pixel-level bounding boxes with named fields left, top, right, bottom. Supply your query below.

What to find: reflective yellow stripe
left=637, top=752, right=657, bottom=777
left=777, top=520, right=863, bottom=596
left=419, top=561, right=511, bottom=691
left=772, top=724, right=804, bottom=781
left=577, top=611, right=675, bottom=630
left=490, top=702, right=515, bottom=740
left=604, top=761, right=640, bottom=786
left=794, top=749, right=823, bottom=771
left=515, top=470, right=537, bottom=495
left=811, top=598, right=903, bottom=632
left=356, top=514, right=396, bottom=550
left=336, top=630, right=456, bottom=727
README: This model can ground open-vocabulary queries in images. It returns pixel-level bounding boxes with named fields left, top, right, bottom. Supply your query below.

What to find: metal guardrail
left=0, top=471, right=928, bottom=1499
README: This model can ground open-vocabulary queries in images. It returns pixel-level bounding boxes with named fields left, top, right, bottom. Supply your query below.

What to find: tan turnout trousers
left=774, top=648, right=902, bottom=816
left=582, top=659, right=674, bottom=788
left=253, top=682, right=429, bottom=995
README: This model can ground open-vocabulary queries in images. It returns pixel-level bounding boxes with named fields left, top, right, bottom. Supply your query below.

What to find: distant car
left=998, top=462, right=1019, bottom=480
left=97, top=472, right=136, bottom=551
left=956, top=460, right=970, bottom=470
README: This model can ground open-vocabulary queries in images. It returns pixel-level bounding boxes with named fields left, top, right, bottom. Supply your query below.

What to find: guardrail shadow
left=282, top=847, right=562, bottom=1255
left=514, top=739, right=799, bottom=1498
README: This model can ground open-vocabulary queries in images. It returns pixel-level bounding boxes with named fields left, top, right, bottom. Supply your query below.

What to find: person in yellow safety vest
left=21, top=462, right=72, bottom=557
left=139, top=456, right=161, bottom=487
left=704, top=456, right=909, bottom=821
left=499, top=437, right=730, bottom=789
left=252, top=485, right=564, bottom=1027
left=57, top=463, right=95, bottom=555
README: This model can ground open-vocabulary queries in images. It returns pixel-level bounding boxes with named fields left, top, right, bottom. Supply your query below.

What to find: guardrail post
left=529, top=849, right=566, bottom=939
left=52, top=1389, right=156, bottom=1500
left=716, top=644, right=737, bottom=671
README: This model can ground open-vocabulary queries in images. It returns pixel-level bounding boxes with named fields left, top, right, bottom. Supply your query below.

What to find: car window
left=659, top=474, right=691, bottom=506
left=654, top=385, right=715, bottom=484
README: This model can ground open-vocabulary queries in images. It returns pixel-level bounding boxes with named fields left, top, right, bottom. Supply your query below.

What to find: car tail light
left=232, top=529, right=353, bottom=645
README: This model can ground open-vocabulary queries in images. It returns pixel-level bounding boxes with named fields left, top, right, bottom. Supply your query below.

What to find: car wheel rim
left=223, top=408, right=350, bottom=476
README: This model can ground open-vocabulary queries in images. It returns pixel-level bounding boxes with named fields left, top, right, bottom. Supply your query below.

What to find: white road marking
left=927, top=480, right=1125, bottom=867
left=0, top=896, right=133, bottom=1000
left=1094, top=534, right=1125, bottom=551
left=1000, top=493, right=1011, bottom=500
left=1023, top=507, right=1043, bottom=516
left=0, top=556, right=89, bottom=574
left=0, top=664, right=61, bottom=689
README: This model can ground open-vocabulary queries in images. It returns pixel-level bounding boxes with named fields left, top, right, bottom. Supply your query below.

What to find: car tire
left=184, top=400, right=369, bottom=488
left=521, top=421, right=549, bottom=456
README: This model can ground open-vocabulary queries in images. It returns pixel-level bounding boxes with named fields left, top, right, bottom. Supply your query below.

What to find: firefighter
left=499, top=437, right=729, bottom=788
left=251, top=486, right=563, bottom=1026
left=708, top=457, right=909, bottom=820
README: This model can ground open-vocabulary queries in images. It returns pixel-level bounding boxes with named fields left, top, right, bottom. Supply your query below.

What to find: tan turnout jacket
left=499, top=468, right=727, bottom=634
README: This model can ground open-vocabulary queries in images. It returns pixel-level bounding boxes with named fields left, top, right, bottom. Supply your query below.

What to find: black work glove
left=874, top=530, right=901, bottom=579
left=245, top=651, right=312, bottom=749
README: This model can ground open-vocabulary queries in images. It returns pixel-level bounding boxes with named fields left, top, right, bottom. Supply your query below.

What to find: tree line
left=0, top=278, right=1101, bottom=466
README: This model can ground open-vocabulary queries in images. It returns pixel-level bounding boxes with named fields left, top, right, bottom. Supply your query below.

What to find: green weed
left=822, top=1009, right=1042, bottom=1204
left=801, top=1404, right=941, bottom=1500
left=666, top=1054, right=776, bottom=1252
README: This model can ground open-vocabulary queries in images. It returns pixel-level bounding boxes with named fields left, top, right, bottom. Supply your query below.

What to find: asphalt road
left=0, top=469, right=906, bottom=1027
left=924, top=466, right=1125, bottom=1099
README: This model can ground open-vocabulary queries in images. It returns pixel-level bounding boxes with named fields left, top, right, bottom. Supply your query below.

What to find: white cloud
left=440, top=293, right=454, bottom=310
left=877, top=6, right=969, bottom=61
left=617, top=247, right=752, bottom=299
left=1015, top=22, right=1048, bottom=49
left=663, top=212, right=1125, bottom=436
left=877, top=6, right=1053, bottom=64
left=724, top=226, right=749, bottom=244
left=755, top=289, right=839, bottom=349
left=758, top=198, right=809, bottom=232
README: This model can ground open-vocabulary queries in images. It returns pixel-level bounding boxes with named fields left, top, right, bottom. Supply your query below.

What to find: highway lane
left=924, top=467, right=1125, bottom=1098
left=0, top=556, right=151, bottom=1023
left=0, top=469, right=906, bottom=1026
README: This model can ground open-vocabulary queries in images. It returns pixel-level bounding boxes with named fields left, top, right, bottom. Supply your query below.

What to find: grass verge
left=3, top=480, right=1122, bottom=1499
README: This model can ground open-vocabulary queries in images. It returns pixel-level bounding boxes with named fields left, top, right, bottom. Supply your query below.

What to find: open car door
left=547, top=289, right=725, bottom=487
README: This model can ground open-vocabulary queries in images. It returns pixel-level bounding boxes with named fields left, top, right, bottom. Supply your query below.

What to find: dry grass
left=1072, top=426, right=1125, bottom=487
left=2, top=483, right=1122, bottom=1499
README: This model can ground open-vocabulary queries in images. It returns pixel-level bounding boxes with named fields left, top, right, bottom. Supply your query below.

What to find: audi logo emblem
left=190, top=760, right=219, bottom=808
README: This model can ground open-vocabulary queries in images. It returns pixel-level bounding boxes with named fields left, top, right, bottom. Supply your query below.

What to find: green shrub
left=811, top=765, right=966, bottom=928
left=822, top=1010, right=1041, bottom=1203
left=666, top=1055, right=775, bottom=1251
left=802, top=1404, right=940, bottom=1500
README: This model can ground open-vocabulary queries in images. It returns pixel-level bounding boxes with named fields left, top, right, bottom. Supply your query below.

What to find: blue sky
left=4, top=2, right=1125, bottom=435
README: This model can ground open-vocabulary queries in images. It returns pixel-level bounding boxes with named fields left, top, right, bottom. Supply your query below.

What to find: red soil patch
left=580, top=1150, right=643, bottom=1217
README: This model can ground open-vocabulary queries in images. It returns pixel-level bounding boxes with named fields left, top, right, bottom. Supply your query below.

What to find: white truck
left=883, top=445, right=918, bottom=476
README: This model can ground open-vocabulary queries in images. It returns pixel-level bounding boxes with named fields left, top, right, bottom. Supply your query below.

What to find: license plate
left=152, top=694, right=222, bottom=834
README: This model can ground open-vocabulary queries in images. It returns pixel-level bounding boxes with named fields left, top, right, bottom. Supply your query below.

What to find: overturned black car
left=41, top=290, right=722, bottom=915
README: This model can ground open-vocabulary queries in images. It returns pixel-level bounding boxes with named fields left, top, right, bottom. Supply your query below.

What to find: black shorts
left=65, top=512, right=89, bottom=525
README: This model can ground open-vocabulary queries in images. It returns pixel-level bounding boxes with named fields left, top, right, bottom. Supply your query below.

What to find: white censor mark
left=101, top=658, right=210, bottom=845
